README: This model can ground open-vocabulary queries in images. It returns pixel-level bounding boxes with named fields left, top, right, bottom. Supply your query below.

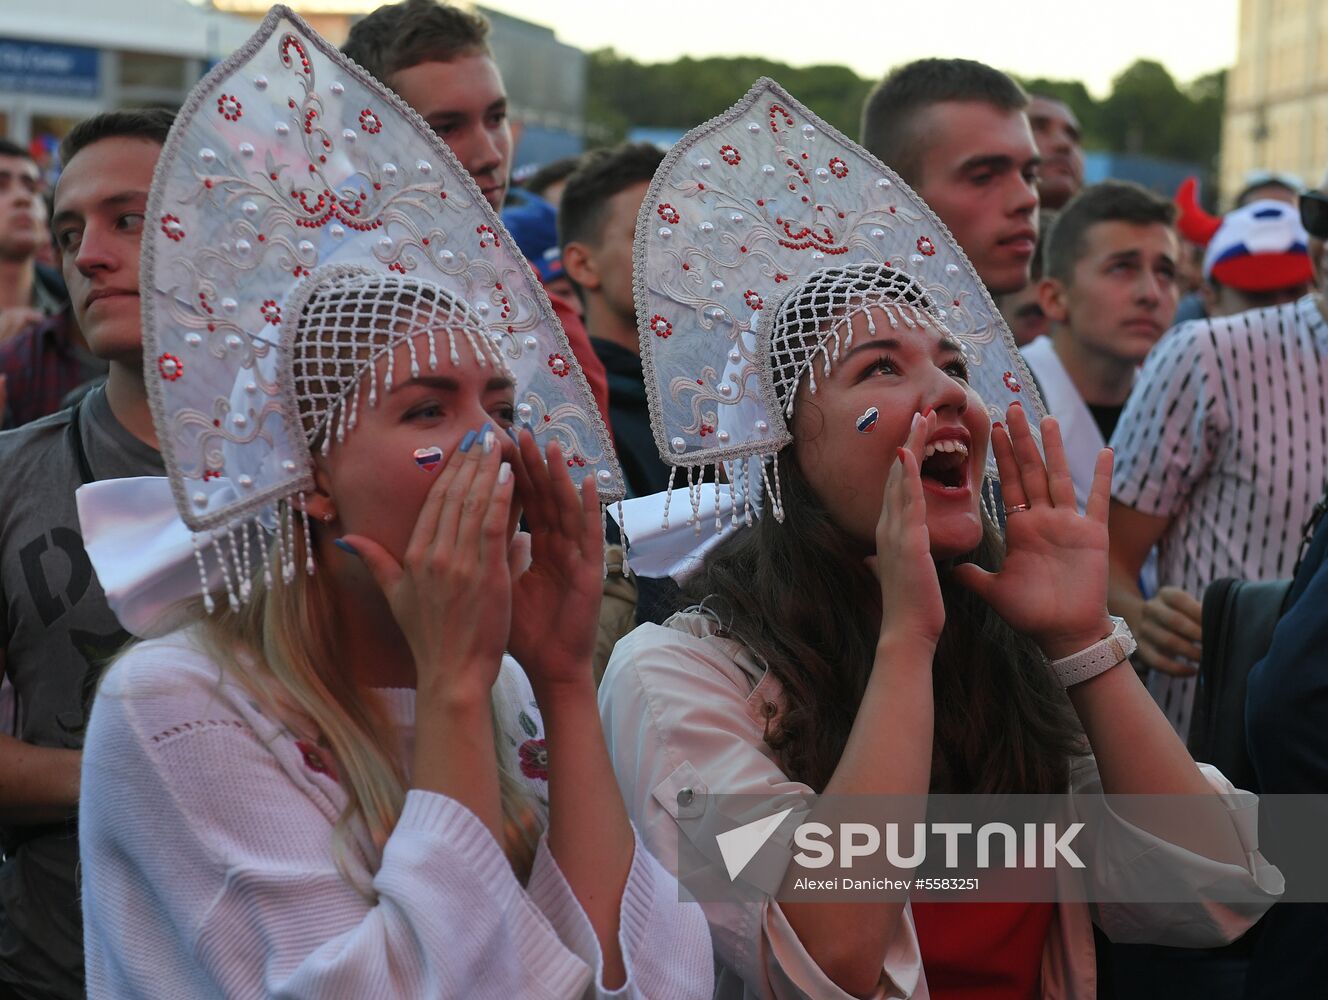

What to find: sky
left=226, top=0, right=1241, bottom=96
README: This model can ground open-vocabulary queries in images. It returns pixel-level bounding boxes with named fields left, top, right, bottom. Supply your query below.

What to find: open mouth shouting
left=919, top=431, right=972, bottom=496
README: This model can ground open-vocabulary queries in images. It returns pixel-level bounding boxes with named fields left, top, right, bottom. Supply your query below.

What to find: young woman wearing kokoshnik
left=599, top=80, right=1281, bottom=999
left=73, top=10, right=712, bottom=998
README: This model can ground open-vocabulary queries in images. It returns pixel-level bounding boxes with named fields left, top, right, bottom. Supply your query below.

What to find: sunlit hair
left=685, top=262, right=1085, bottom=793
left=195, top=524, right=540, bottom=891
left=684, top=450, right=1085, bottom=794
left=162, top=274, right=538, bottom=890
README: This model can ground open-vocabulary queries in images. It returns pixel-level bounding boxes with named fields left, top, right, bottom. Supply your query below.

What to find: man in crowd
left=1199, top=199, right=1313, bottom=318
left=341, top=0, right=608, bottom=425
left=0, top=140, right=65, bottom=345
left=1027, top=93, right=1084, bottom=212
left=861, top=58, right=1040, bottom=297
left=559, top=142, right=670, bottom=500
left=999, top=213, right=1054, bottom=347
left=523, top=154, right=582, bottom=210
left=1108, top=174, right=1328, bottom=740
left=1022, top=181, right=1178, bottom=508
left=0, top=110, right=171, bottom=1000
left=0, top=137, right=104, bottom=428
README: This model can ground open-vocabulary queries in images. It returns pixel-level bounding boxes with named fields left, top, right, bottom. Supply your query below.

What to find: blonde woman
left=75, top=10, right=711, bottom=998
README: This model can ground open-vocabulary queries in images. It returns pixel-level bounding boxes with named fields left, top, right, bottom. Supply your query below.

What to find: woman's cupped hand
left=949, top=402, right=1115, bottom=660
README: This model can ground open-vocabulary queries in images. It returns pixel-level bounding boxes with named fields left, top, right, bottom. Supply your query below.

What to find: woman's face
left=314, top=330, right=518, bottom=561
left=791, top=306, right=991, bottom=558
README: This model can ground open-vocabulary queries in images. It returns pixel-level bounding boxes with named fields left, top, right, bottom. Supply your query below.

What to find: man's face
left=52, top=137, right=161, bottom=362
left=999, top=283, right=1051, bottom=347
left=0, top=154, right=43, bottom=261
left=573, top=180, right=649, bottom=332
left=911, top=101, right=1041, bottom=297
left=1047, top=220, right=1178, bottom=366
left=1027, top=97, right=1083, bottom=212
left=391, top=53, right=512, bottom=211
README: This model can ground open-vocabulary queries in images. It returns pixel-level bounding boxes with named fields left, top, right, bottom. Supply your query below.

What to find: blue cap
left=501, top=193, right=565, bottom=283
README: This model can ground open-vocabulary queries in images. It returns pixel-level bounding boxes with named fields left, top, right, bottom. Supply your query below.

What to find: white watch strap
left=1049, top=616, right=1136, bottom=688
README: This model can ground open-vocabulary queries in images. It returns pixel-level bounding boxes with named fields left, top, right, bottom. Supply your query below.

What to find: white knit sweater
left=79, top=630, right=714, bottom=999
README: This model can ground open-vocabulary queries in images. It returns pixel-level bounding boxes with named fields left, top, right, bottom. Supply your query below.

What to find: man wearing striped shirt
left=1107, top=184, right=1328, bottom=740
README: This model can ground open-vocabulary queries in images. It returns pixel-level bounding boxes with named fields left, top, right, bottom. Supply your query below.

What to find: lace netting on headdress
left=289, top=268, right=507, bottom=453
left=768, top=262, right=940, bottom=414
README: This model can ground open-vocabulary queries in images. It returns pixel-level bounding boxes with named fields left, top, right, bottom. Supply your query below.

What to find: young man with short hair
left=559, top=142, right=669, bottom=499
left=1022, top=181, right=1178, bottom=508
left=861, top=58, right=1040, bottom=296
left=0, top=139, right=63, bottom=345
left=0, top=109, right=172, bottom=1000
left=1108, top=176, right=1328, bottom=738
left=1027, top=94, right=1084, bottom=212
left=341, top=0, right=609, bottom=425
left=342, top=0, right=511, bottom=211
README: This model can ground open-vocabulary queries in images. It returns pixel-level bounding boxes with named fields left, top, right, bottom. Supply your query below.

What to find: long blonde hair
left=193, top=516, right=541, bottom=891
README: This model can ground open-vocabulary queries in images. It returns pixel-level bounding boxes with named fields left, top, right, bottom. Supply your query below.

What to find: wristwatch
left=1049, top=616, right=1137, bottom=688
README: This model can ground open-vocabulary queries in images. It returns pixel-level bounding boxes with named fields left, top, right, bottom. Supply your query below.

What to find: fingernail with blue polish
left=333, top=538, right=358, bottom=556
left=459, top=429, right=478, bottom=452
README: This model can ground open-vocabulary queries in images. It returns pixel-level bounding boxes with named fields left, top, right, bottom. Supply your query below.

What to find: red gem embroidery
left=768, top=102, right=794, bottom=133
left=1003, top=371, right=1023, bottom=393
left=828, top=157, right=849, bottom=179
left=917, top=236, right=937, bottom=257
left=157, top=353, right=183, bottom=381
left=295, top=739, right=336, bottom=780
left=202, top=469, right=222, bottom=481
left=744, top=290, right=763, bottom=310
left=650, top=314, right=673, bottom=339
left=260, top=300, right=281, bottom=325
left=475, top=224, right=499, bottom=248
left=548, top=353, right=569, bottom=377
left=160, top=214, right=185, bottom=241
left=518, top=739, right=549, bottom=781
left=699, top=422, right=715, bottom=437
left=216, top=94, right=242, bottom=121
left=359, top=108, right=382, bottom=134
left=279, top=34, right=312, bottom=75
left=719, top=144, right=741, bottom=166
left=565, top=453, right=586, bottom=468
left=657, top=203, right=680, bottom=225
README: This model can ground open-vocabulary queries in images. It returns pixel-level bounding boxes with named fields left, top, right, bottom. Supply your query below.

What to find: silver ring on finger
left=1004, top=503, right=1031, bottom=515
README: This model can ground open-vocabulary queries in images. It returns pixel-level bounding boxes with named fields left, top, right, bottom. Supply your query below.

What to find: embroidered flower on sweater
left=518, top=739, right=549, bottom=781
left=295, top=739, right=338, bottom=781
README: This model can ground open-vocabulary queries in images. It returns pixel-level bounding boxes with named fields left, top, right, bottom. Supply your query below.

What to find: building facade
left=0, top=0, right=256, bottom=177
left=1223, top=0, right=1328, bottom=202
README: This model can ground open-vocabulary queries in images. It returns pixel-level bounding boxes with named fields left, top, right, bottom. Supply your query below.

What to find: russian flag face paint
left=856, top=406, right=879, bottom=434
left=413, top=445, right=444, bottom=471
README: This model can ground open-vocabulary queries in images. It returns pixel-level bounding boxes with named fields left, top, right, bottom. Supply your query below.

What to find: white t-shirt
left=1110, top=294, right=1328, bottom=738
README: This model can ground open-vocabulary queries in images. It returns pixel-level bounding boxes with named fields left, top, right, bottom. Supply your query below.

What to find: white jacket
left=80, top=630, right=714, bottom=999
left=598, top=611, right=1283, bottom=1000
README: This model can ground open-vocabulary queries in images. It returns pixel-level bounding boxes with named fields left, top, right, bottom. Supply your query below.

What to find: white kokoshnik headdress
left=630, top=78, right=1042, bottom=548
left=78, top=5, right=622, bottom=631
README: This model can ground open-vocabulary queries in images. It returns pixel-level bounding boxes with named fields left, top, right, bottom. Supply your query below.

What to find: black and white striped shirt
left=1110, top=294, right=1328, bottom=738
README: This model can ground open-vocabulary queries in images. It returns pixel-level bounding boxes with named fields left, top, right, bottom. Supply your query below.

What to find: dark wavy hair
left=682, top=446, right=1085, bottom=794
